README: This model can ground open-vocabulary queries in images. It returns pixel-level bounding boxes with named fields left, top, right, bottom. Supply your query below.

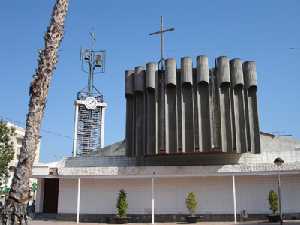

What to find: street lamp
left=274, top=157, right=284, bottom=225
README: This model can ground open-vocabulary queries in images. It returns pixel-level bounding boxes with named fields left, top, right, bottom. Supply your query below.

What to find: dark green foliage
left=0, top=186, right=10, bottom=195
left=268, top=190, right=279, bottom=215
left=185, top=192, right=198, bottom=215
left=116, top=189, right=128, bottom=218
left=0, top=121, right=15, bottom=187
left=31, top=182, right=38, bottom=193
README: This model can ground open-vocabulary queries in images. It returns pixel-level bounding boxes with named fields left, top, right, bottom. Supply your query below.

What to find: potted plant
left=267, top=190, right=281, bottom=222
left=115, top=189, right=129, bottom=224
left=185, top=192, right=198, bottom=223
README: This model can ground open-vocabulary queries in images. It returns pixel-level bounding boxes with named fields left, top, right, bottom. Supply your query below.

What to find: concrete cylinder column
left=197, top=55, right=209, bottom=83
left=181, top=57, right=195, bottom=152
left=231, top=59, right=244, bottom=87
left=165, top=58, right=178, bottom=153
left=146, top=63, right=156, bottom=89
left=230, top=59, right=247, bottom=153
left=125, top=70, right=135, bottom=156
left=146, top=63, right=157, bottom=155
left=216, top=56, right=233, bottom=152
left=196, top=55, right=211, bottom=151
left=217, top=56, right=231, bottom=86
left=165, top=58, right=177, bottom=86
left=125, top=70, right=134, bottom=95
left=134, top=66, right=145, bottom=157
left=181, top=57, right=193, bottom=84
left=243, top=61, right=260, bottom=153
left=243, top=61, right=257, bottom=89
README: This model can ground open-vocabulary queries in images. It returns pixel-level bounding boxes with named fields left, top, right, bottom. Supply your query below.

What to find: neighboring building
left=32, top=55, right=300, bottom=223
left=5, top=122, right=40, bottom=167
left=1, top=122, right=40, bottom=195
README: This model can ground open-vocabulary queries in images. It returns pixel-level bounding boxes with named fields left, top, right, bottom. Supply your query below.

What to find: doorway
left=43, top=178, right=59, bottom=213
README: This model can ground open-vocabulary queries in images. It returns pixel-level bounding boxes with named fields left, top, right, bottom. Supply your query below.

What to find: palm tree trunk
left=2, top=0, right=68, bottom=224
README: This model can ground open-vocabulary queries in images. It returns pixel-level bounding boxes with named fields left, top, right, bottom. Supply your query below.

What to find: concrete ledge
left=65, top=153, right=241, bottom=168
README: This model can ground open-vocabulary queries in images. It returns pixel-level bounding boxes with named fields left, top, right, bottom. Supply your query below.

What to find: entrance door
left=43, top=178, right=59, bottom=213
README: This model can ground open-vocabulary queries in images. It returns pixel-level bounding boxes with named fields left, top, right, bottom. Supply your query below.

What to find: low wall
left=55, top=175, right=300, bottom=214
left=34, top=213, right=300, bottom=223
left=36, top=175, right=300, bottom=221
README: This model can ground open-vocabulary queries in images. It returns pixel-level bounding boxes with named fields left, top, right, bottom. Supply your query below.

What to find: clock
left=84, top=97, right=97, bottom=110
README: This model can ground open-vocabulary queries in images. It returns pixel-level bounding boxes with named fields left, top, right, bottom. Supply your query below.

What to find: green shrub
left=116, top=189, right=128, bottom=218
left=268, top=190, right=279, bottom=215
left=185, top=192, right=198, bottom=216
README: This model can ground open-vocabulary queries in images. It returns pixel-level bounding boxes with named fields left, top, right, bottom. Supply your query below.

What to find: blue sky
left=0, top=0, right=299, bottom=162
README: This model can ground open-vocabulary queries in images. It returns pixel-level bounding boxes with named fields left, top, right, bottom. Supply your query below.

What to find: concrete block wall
left=125, top=55, right=260, bottom=157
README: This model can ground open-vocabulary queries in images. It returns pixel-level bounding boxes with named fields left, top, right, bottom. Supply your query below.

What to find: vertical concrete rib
left=243, top=61, right=260, bottom=153
left=146, top=63, right=157, bottom=155
left=134, top=66, right=145, bottom=157
left=181, top=57, right=195, bottom=153
left=165, top=58, right=178, bottom=153
left=230, top=59, right=247, bottom=153
left=155, top=69, right=159, bottom=154
left=196, top=55, right=211, bottom=152
left=193, top=68, right=199, bottom=151
left=209, top=68, right=221, bottom=150
left=216, top=56, right=233, bottom=152
left=125, top=70, right=134, bottom=156
left=157, top=69, right=166, bottom=153
left=176, top=69, right=182, bottom=153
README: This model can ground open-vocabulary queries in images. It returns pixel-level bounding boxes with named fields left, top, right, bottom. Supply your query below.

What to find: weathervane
left=149, top=16, right=175, bottom=70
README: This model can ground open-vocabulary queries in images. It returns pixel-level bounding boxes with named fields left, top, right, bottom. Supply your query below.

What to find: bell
left=95, top=54, right=102, bottom=67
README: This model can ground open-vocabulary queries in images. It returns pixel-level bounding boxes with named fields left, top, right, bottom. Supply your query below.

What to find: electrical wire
left=0, top=116, right=73, bottom=141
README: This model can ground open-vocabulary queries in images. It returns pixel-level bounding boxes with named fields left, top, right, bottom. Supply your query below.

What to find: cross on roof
left=149, top=16, right=175, bottom=70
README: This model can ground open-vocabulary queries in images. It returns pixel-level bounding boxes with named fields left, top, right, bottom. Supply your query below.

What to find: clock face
left=85, top=97, right=97, bottom=110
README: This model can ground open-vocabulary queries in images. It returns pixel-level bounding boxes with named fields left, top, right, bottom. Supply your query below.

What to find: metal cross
left=149, top=16, right=175, bottom=70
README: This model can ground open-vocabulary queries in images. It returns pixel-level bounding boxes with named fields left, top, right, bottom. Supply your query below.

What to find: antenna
left=73, top=32, right=108, bottom=156
left=80, top=32, right=106, bottom=96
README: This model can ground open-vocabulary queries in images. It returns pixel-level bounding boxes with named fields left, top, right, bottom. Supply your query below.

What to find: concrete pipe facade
left=230, top=58, right=244, bottom=87
left=125, top=70, right=134, bottom=95
left=216, top=56, right=231, bottom=86
left=243, top=61, right=257, bottom=89
left=134, top=66, right=145, bottom=92
left=197, top=55, right=209, bottom=84
left=181, top=57, right=193, bottom=84
left=165, top=58, right=177, bottom=86
left=146, top=62, right=156, bottom=89
left=125, top=55, right=261, bottom=158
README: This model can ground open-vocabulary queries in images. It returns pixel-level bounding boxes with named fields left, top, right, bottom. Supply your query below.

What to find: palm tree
left=2, top=0, right=69, bottom=224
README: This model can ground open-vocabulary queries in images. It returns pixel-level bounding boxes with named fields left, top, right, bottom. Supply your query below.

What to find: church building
left=32, top=55, right=300, bottom=223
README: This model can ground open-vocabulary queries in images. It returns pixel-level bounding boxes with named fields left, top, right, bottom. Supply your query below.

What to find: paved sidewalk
left=30, top=220, right=300, bottom=225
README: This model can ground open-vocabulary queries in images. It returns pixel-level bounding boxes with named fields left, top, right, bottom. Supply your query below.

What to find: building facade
left=1, top=122, right=40, bottom=201
left=32, top=55, right=300, bottom=223
left=5, top=122, right=40, bottom=166
left=125, top=56, right=260, bottom=157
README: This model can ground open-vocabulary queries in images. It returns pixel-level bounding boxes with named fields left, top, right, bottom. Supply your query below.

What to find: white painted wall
left=58, top=179, right=77, bottom=213
left=56, top=175, right=300, bottom=215
left=236, top=174, right=300, bottom=214
left=35, top=178, right=44, bottom=213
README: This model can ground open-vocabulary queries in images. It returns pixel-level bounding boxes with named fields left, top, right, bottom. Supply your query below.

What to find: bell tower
left=72, top=33, right=107, bottom=156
